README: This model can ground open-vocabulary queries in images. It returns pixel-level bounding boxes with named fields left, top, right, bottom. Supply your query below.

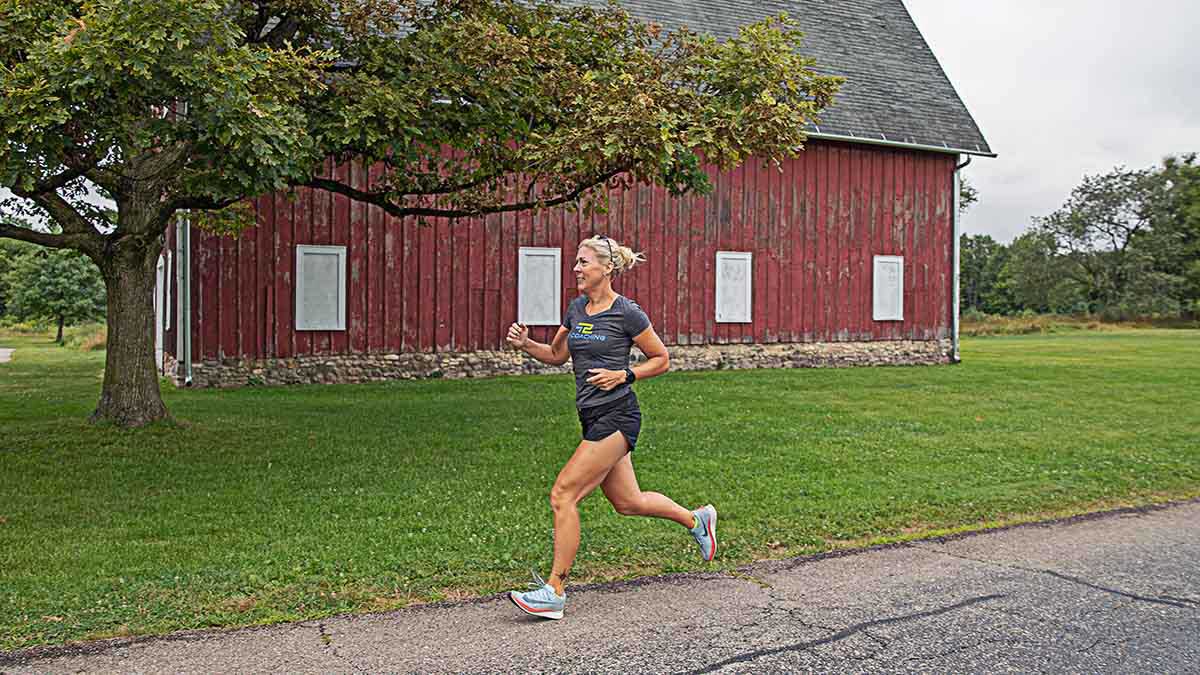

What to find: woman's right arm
left=508, top=324, right=571, bottom=366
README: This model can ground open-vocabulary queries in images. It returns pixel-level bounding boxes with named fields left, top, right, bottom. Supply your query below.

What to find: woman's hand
left=586, top=368, right=626, bottom=391
left=506, top=322, right=529, bottom=350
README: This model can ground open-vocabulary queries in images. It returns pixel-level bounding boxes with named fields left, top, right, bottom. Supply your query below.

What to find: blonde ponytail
left=580, top=235, right=646, bottom=276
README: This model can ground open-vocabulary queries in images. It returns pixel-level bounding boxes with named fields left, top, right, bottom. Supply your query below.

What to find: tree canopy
left=0, top=0, right=843, bottom=425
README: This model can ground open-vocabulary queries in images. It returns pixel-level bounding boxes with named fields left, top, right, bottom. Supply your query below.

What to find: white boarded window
left=296, top=245, right=347, bottom=331
left=716, top=251, right=752, bottom=323
left=873, top=255, right=904, bottom=321
left=518, top=247, right=562, bottom=325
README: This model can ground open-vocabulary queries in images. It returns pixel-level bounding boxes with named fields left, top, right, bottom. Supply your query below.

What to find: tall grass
left=961, top=312, right=1199, bottom=337
left=60, top=322, right=107, bottom=351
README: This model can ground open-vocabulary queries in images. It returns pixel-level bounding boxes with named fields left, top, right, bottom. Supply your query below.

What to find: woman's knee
left=549, top=482, right=577, bottom=512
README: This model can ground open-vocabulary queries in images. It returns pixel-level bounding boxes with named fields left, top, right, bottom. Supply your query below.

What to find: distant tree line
left=961, top=154, right=1200, bottom=319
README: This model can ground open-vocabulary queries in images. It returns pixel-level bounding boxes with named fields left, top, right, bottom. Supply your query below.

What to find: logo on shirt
left=569, top=321, right=607, bottom=342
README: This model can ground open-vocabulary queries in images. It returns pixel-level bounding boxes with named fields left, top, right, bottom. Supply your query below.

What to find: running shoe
left=508, top=570, right=566, bottom=620
left=690, top=504, right=718, bottom=561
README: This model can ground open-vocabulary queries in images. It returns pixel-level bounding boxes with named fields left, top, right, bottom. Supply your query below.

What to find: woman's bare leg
left=601, top=452, right=694, bottom=527
left=546, top=432, right=630, bottom=595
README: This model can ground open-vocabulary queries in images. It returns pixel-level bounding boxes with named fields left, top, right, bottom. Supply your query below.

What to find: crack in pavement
left=1159, top=595, right=1200, bottom=607
left=910, top=544, right=1198, bottom=610
left=678, top=593, right=1005, bottom=675
left=316, top=622, right=366, bottom=674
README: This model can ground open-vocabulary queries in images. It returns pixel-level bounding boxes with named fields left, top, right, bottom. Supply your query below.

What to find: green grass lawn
left=1, top=330, right=1198, bottom=650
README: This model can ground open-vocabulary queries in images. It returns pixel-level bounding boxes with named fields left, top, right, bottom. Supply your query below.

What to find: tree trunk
left=91, top=239, right=169, bottom=427
left=56, top=315, right=65, bottom=344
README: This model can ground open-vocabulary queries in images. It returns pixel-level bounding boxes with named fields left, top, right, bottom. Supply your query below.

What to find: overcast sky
left=903, top=0, right=1200, bottom=243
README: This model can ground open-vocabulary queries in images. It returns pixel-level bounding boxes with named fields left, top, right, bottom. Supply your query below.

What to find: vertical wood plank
left=817, top=144, right=832, bottom=342
left=690, top=173, right=707, bottom=343
left=782, top=154, right=797, bottom=341
left=434, top=214, right=453, bottom=350
left=703, top=164, right=719, bottom=343
left=659, top=185, right=676, bottom=344
left=869, top=148, right=883, bottom=339
left=257, top=196, right=271, bottom=357
left=384, top=205, right=402, bottom=353
left=800, top=148, right=814, bottom=342
left=674, top=190, right=690, bottom=345
left=467, top=214, right=483, bottom=352
left=848, top=146, right=865, bottom=340
left=837, top=144, right=852, bottom=342
left=294, top=186, right=312, bottom=356
left=312, top=161, right=332, bottom=354
left=482, top=211, right=500, bottom=351
left=218, top=227, right=234, bottom=359
left=451, top=215, right=469, bottom=350
left=768, top=159, right=782, bottom=342
left=784, top=155, right=799, bottom=341
left=560, top=204, right=578, bottom=330
left=498, top=180, right=517, bottom=353
left=754, top=159, right=769, bottom=342
left=365, top=164, right=383, bottom=352
left=273, top=186, right=293, bottom=357
left=419, top=213, right=437, bottom=352
left=239, top=204, right=257, bottom=358
left=346, top=161, right=366, bottom=353
left=888, top=148, right=904, bottom=341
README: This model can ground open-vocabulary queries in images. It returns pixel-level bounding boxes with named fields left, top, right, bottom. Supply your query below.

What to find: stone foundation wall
left=171, top=339, right=953, bottom=388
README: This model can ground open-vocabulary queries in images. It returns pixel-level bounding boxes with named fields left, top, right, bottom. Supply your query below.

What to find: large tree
left=1034, top=166, right=1161, bottom=310
left=0, top=0, right=842, bottom=426
left=1138, top=154, right=1200, bottom=314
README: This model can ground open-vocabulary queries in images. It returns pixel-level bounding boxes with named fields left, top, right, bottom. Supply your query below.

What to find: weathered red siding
left=180, top=140, right=955, bottom=362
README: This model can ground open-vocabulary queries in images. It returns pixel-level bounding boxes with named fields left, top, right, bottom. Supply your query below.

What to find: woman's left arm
left=630, top=326, right=670, bottom=381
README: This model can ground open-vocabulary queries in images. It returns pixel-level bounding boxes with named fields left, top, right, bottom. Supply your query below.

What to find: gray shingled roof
left=583, top=0, right=994, bottom=156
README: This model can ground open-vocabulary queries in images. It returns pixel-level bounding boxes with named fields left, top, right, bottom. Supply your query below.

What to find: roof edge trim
left=803, top=132, right=997, bottom=158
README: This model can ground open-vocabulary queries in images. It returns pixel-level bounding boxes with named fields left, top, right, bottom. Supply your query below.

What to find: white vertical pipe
left=952, top=154, right=972, bottom=363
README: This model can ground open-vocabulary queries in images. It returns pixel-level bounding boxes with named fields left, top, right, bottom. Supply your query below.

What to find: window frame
left=295, top=244, right=348, bottom=331
left=715, top=250, right=753, bottom=324
left=872, top=255, right=905, bottom=322
left=517, top=246, right=563, bottom=326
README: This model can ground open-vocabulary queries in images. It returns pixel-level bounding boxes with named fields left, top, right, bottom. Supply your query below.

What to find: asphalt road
left=4, top=500, right=1198, bottom=674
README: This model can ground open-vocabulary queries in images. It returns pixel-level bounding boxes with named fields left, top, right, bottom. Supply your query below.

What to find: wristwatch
left=624, top=367, right=637, bottom=384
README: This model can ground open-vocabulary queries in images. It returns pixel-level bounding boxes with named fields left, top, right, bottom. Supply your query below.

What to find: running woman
left=505, top=235, right=717, bottom=621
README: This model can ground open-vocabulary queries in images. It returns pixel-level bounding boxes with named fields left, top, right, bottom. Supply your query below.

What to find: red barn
left=158, top=0, right=993, bottom=387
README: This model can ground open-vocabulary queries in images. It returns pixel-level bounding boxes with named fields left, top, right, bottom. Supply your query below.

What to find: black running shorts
left=578, top=391, right=642, bottom=452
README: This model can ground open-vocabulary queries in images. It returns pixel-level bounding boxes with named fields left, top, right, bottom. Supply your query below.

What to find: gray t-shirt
left=563, top=295, right=651, bottom=409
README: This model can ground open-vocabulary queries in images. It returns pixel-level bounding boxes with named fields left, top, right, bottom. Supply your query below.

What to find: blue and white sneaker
left=690, top=504, right=718, bottom=561
left=508, top=570, right=566, bottom=620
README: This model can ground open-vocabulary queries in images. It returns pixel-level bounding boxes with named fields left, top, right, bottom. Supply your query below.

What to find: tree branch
left=28, top=165, right=91, bottom=194
left=304, top=165, right=631, bottom=219
left=0, top=221, right=96, bottom=251
left=10, top=188, right=102, bottom=239
left=161, top=194, right=244, bottom=222
left=382, top=163, right=517, bottom=197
